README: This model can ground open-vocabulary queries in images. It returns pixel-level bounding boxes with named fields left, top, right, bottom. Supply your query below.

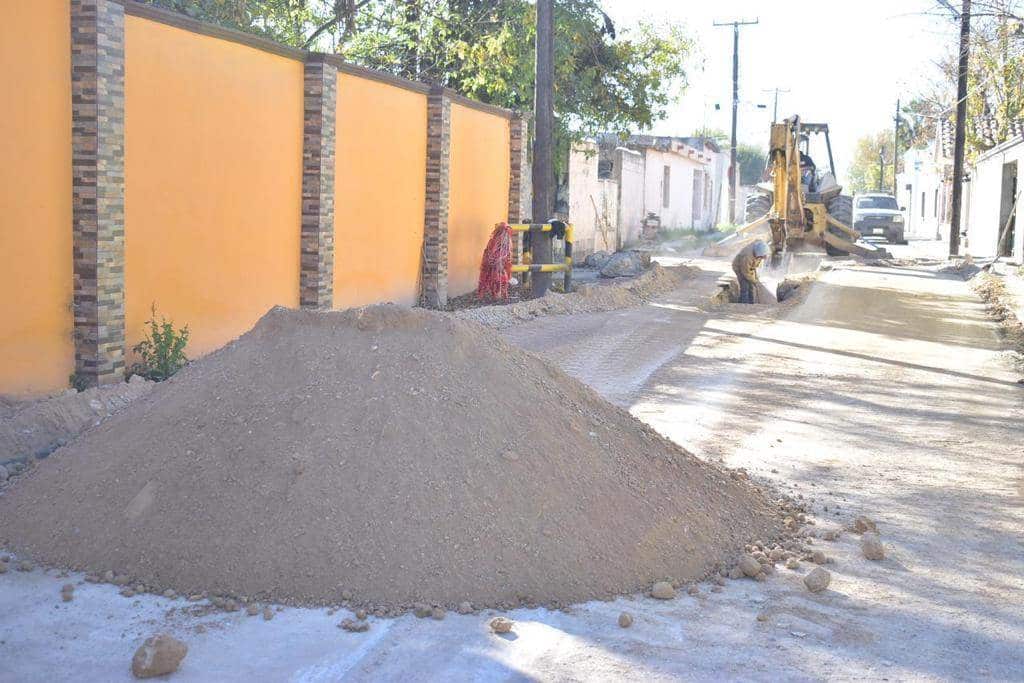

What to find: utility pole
left=949, top=0, right=971, bottom=257
left=715, top=18, right=759, bottom=225
left=531, top=0, right=554, bottom=298
left=893, top=99, right=901, bottom=197
left=763, top=87, right=790, bottom=123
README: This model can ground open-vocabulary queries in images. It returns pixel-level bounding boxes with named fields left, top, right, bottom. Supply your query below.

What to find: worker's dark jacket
left=731, top=242, right=761, bottom=283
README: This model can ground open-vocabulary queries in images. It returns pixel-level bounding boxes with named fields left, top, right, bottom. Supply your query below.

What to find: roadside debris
left=861, top=533, right=886, bottom=560
left=489, top=617, right=514, bottom=634
left=618, top=612, right=633, bottom=628
left=803, top=567, right=831, bottom=593
left=131, top=634, right=187, bottom=679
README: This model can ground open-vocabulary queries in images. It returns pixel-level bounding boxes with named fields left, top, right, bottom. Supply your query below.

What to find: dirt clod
left=803, top=567, right=831, bottom=593
left=852, top=516, right=877, bottom=534
left=489, top=617, right=514, bottom=634
left=861, top=532, right=886, bottom=560
left=650, top=581, right=676, bottom=600
left=618, top=612, right=633, bottom=628
left=131, top=634, right=187, bottom=679
left=340, top=618, right=370, bottom=633
left=738, top=555, right=762, bottom=578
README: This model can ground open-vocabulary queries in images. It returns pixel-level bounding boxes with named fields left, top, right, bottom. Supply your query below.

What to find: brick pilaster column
left=508, top=113, right=530, bottom=223
left=421, top=87, right=452, bottom=309
left=71, top=0, right=126, bottom=387
left=301, top=57, right=337, bottom=310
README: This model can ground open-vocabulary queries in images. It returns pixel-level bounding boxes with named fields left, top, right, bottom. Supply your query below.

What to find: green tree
left=736, top=144, right=767, bottom=186
left=847, top=131, right=897, bottom=195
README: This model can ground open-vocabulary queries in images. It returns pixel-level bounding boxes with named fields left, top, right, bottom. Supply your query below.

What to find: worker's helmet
left=752, top=240, right=769, bottom=258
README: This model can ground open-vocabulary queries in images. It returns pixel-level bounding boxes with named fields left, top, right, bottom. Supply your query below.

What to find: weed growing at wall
left=131, top=305, right=189, bottom=382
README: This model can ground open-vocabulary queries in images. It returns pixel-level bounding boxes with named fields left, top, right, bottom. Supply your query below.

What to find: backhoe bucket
left=702, top=215, right=770, bottom=257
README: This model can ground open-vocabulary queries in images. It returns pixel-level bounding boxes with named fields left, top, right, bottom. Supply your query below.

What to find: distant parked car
left=853, top=193, right=907, bottom=244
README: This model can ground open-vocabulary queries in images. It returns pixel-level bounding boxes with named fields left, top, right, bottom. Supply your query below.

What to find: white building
left=964, top=135, right=1023, bottom=260
left=567, top=135, right=728, bottom=257
left=896, top=143, right=949, bottom=241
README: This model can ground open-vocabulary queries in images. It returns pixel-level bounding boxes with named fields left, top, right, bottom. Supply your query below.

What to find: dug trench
left=0, top=304, right=812, bottom=614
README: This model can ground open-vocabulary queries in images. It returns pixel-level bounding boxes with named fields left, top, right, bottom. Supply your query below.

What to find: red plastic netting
left=476, top=222, right=513, bottom=301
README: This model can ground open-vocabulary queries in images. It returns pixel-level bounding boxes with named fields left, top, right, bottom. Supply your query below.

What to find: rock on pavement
left=861, top=532, right=886, bottom=560
left=738, top=554, right=762, bottom=578
left=650, top=581, right=676, bottom=599
left=803, top=567, right=831, bottom=593
left=131, top=634, right=188, bottom=679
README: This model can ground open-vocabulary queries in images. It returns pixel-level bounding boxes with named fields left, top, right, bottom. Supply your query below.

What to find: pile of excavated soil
left=457, top=263, right=698, bottom=329
left=0, top=305, right=779, bottom=609
left=1, top=376, right=153, bottom=464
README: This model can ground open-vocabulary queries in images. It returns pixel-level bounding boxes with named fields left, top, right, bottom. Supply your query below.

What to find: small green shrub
left=68, top=372, right=90, bottom=392
left=131, top=305, right=189, bottom=381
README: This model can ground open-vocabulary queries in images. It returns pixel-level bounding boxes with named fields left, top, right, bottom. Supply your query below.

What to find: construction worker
left=732, top=239, right=769, bottom=304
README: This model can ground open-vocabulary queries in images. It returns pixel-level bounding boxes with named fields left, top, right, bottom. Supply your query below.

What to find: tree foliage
left=847, top=131, right=898, bottom=195
left=908, top=1, right=1024, bottom=157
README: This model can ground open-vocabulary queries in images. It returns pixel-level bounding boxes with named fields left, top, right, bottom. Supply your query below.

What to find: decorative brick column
left=508, top=113, right=530, bottom=223
left=71, top=0, right=126, bottom=387
left=300, top=57, right=337, bottom=310
left=420, top=87, right=452, bottom=308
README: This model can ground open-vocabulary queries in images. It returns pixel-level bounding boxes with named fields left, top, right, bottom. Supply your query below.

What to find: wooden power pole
left=714, top=18, right=758, bottom=225
left=949, top=0, right=971, bottom=256
left=531, top=0, right=555, bottom=298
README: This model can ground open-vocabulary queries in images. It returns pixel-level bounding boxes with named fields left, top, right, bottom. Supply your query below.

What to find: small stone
left=61, top=583, right=75, bottom=593
left=769, top=548, right=786, bottom=562
left=16, top=560, right=33, bottom=572
left=413, top=603, right=432, bottom=618
left=711, top=585, right=723, bottom=593
left=102, top=570, right=115, bottom=583
left=121, top=589, right=135, bottom=598
left=811, top=550, right=828, bottom=565
left=262, top=607, right=274, bottom=621
left=355, top=609, right=367, bottom=620
left=686, top=585, right=699, bottom=596
left=62, top=591, right=74, bottom=602
left=618, top=612, right=633, bottom=628
left=131, top=634, right=187, bottom=679
left=822, top=530, right=839, bottom=541
left=852, top=516, right=877, bottom=534
left=341, top=590, right=353, bottom=601
left=163, top=590, right=176, bottom=600
left=431, top=606, right=446, bottom=620
left=803, top=567, right=831, bottom=593
left=754, top=572, right=767, bottom=582
left=223, top=599, right=239, bottom=612
left=187, top=594, right=203, bottom=602
left=650, top=581, right=676, bottom=600
left=0, top=561, right=7, bottom=574
left=785, top=557, right=800, bottom=570
left=756, top=611, right=769, bottom=622
left=489, top=617, right=514, bottom=634
left=728, top=567, right=744, bottom=580
left=246, top=605, right=259, bottom=616
left=861, top=532, right=886, bottom=560
left=457, top=601, right=473, bottom=615
left=738, top=554, right=762, bottom=578
left=339, top=618, right=370, bottom=633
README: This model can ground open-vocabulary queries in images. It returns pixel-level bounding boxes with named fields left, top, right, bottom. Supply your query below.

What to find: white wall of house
left=614, top=147, right=645, bottom=246
left=896, top=145, right=946, bottom=241
left=568, top=142, right=619, bottom=258
left=640, top=148, right=714, bottom=231
left=965, top=136, right=1024, bottom=260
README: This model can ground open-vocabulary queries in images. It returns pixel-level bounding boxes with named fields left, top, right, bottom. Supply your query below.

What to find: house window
left=662, top=165, right=671, bottom=208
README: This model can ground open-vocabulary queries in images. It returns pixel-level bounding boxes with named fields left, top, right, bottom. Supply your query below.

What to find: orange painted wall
left=124, top=16, right=303, bottom=359
left=448, top=104, right=511, bottom=296
left=0, top=1, right=73, bottom=396
left=334, top=74, right=427, bottom=308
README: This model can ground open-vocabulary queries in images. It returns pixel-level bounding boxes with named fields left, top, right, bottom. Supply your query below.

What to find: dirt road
left=2, top=244, right=1022, bottom=680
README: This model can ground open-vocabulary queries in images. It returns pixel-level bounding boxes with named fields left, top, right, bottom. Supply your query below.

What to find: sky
left=599, top=0, right=958, bottom=181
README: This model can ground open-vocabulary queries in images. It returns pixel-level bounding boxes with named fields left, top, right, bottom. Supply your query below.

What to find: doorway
left=998, top=160, right=1017, bottom=257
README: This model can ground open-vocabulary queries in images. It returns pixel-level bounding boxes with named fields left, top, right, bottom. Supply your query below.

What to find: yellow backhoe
left=709, top=116, right=891, bottom=266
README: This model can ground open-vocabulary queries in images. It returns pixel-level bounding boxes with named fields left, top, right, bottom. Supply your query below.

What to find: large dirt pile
left=0, top=305, right=779, bottom=609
